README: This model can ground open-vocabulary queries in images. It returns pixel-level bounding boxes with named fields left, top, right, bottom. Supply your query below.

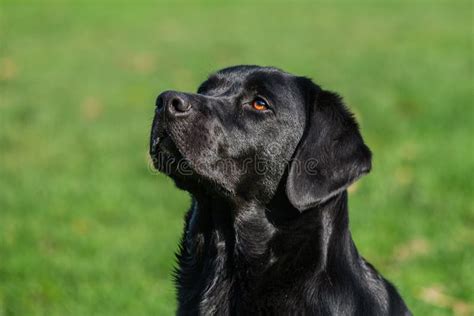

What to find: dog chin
left=168, top=163, right=234, bottom=198
left=151, top=135, right=233, bottom=197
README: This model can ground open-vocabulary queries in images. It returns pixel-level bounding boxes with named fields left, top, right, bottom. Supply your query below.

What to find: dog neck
left=185, top=189, right=359, bottom=281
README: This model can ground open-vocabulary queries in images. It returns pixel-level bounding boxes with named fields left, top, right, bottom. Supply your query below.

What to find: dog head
left=150, top=65, right=371, bottom=210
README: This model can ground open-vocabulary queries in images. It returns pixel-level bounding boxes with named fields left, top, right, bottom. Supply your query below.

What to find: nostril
left=156, top=96, right=164, bottom=111
left=171, top=98, right=182, bottom=109
left=170, top=97, right=190, bottom=113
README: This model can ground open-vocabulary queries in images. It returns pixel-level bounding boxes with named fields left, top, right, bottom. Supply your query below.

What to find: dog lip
left=150, top=130, right=168, bottom=156
left=150, top=137, right=160, bottom=155
left=150, top=129, right=182, bottom=161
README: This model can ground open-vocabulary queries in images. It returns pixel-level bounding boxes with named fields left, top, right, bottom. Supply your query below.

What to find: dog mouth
left=150, top=130, right=168, bottom=156
left=150, top=129, right=175, bottom=155
left=150, top=123, right=185, bottom=172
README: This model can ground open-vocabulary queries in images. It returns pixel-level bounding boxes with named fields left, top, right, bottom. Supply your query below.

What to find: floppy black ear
left=286, top=84, right=372, bottom=212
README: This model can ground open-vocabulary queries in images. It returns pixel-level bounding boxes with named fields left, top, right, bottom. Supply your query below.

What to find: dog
left=150, top=65, right=411, bottom=315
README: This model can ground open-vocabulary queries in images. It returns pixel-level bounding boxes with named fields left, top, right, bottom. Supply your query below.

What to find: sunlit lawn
left=0, top=1, right=472, bottom=315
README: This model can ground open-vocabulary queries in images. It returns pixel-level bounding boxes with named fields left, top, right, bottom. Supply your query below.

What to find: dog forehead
left=216, top=66, right=290, bottom=87
left=198, top=66, right=297, bottom=97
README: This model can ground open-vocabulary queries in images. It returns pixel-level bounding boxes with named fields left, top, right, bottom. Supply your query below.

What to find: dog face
left=150, top=65, right=371, bottom=210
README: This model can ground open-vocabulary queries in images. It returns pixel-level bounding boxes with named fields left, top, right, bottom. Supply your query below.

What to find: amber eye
left=251, top=97, right=269, bottom=111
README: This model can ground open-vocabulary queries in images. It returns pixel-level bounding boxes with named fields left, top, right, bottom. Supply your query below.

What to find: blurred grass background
left=0, top=0, right=473, bottom=315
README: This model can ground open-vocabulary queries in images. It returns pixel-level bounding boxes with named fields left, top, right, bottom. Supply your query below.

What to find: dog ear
left=286, top=81, right=372, bottom=212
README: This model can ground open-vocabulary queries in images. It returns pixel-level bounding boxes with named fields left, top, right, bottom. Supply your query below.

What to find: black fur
left=150, top=65, right=411, bottom=315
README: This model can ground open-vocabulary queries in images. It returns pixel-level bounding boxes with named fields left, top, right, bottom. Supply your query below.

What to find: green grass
left=0, top=1, right=472, bottom=315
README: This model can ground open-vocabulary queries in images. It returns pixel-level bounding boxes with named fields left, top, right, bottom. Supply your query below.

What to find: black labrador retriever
left=150, top=65, right=411, bottom=315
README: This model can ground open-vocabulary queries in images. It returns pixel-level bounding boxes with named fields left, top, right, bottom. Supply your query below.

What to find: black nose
left=156, top=91, right=191, bottom=116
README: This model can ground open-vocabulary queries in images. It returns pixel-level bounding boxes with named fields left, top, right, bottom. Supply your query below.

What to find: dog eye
left=251, top=97, right=269, bottom=111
